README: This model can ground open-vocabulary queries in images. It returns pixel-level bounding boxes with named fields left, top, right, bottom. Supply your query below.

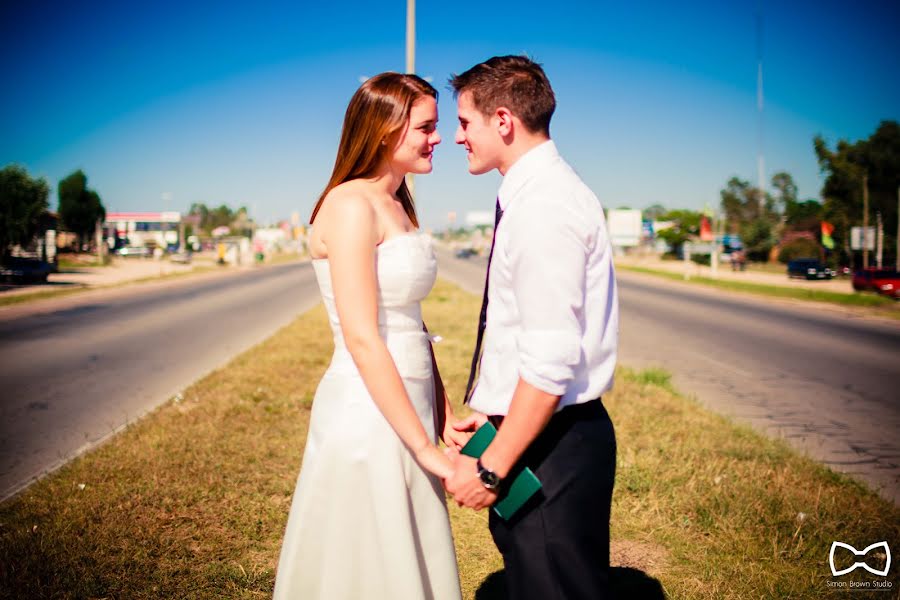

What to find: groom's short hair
left=450, top=55, right=556, bottom=136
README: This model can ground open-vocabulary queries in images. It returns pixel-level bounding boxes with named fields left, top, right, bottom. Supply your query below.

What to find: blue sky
left=2, top=0, right=898, bottom=229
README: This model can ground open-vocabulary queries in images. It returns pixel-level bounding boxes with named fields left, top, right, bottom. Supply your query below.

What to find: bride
left=273, top=73, right=465, bottom=599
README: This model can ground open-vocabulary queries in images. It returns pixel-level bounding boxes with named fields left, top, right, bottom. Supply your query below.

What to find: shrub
left=778, top=238, right=821, bottom=264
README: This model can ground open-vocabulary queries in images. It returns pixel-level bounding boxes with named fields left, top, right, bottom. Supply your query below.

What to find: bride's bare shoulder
left=319, top=183, right=376, bottom=224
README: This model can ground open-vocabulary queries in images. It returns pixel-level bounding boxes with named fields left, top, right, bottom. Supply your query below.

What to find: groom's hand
left=445, top=453, right=498, bottom=510
left=451, top=412, right=488, bottom=433
left=441, top=415, right=478, bottom=451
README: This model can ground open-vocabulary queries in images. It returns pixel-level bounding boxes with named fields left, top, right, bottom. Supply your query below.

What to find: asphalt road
left=5, top=248, right=898, bottom=505
left=434, top=246, right=900, bottom=503
left=0, top=262, right=320, bottom=501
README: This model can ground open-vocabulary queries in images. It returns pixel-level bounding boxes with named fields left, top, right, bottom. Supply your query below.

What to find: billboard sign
left=850, top=227, right=875, bottom=251
left=607, top=209, right=643, bottom=247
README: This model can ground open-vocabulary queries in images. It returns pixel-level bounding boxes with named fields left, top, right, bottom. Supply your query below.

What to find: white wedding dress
left=273, top=232, right=461, bottom=600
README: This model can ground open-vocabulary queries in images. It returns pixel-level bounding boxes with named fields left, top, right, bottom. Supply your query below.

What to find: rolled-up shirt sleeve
left=507, top=195, right=587, bottom=396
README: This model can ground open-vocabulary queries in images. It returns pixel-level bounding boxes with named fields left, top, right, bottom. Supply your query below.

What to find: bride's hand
left=414, top=444, right=454, bottom=480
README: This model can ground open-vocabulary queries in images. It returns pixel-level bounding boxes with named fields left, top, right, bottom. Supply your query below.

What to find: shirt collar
left=497, top=139, right=558, bottom=211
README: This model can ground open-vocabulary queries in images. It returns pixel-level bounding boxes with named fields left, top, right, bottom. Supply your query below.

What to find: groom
left=444, top=56, right=619, bottom=600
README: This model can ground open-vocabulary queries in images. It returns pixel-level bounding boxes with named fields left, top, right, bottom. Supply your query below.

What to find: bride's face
left=391, top=96, right=441, bottom=175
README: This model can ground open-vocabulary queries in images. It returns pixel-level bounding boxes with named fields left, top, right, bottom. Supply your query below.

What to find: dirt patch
left=611, top=539, right=669, bottom=573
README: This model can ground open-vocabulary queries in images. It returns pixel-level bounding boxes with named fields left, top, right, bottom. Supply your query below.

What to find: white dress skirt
left=273, top=233, right=461, bottom=600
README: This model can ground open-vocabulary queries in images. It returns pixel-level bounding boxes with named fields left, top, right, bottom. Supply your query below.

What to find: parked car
left=116, top=246, right=152, bottom=258
left=875, top=272, right=900, bottom=299
left=1, top=256, right=54, bottom=282
left=787, top=258, right=835, bottom=280
left=169, top=251, right=192, bottom=264
left=853, top=268, right=900, bottom=299
left=454, top=248, right=477, bottom=259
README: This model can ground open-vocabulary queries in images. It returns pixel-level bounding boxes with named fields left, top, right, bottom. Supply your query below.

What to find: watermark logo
left=829, top=541, right=891, bottom=577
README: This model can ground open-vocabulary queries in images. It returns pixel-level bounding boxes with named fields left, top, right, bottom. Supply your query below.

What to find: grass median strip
left=618, top=264, right=898, bottom=313
left=1, top=279, right=897, bottom=599
left=0, top=285, right=90, bottom=308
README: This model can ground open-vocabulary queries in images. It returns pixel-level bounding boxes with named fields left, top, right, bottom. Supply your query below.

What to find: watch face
left=479, top=467, right=500, bottom=489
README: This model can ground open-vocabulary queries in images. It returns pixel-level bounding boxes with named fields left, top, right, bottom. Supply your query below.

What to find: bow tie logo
left=829, top=541, right=891, bottom=577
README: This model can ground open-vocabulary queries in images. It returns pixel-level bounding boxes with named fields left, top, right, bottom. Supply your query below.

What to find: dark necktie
left=464, top=198, right=503, bottom=404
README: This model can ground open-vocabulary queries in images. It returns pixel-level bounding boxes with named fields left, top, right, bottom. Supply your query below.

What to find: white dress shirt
left=468, top=140, right=619, bottom=416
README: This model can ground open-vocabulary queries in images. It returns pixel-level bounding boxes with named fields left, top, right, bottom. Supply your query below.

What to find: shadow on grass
left=611, top=567, right=666, bottom=598
left=475, top=567, right=665, bottom=599
left=0, top=280, right=81, bottom=291
left=474, top=570, right=507, bottom=599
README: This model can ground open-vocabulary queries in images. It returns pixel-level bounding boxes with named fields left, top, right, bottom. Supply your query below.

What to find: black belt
left=488, top=398, right=603, bottom=429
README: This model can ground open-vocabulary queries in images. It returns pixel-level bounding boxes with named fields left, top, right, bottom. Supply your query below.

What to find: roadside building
left=104, top=212, right=182, bottom=251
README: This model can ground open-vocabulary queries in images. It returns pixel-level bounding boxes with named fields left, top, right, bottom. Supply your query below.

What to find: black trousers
left=488, top=400, right=616, bottom=600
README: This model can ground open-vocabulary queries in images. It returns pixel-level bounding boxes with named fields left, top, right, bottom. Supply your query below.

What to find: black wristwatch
left=476, top=459, right=501, bottom=490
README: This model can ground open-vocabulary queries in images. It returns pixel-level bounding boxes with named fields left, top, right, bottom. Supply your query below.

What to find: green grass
left=744, top=261, right=793, bottom=275
left=56, top=256, right=112, bottom=269
left=0, top=285, right=91, bottom=307
left=1, top=279, right=897, bottom=599
left=619, top=264, right=898, bottom=311
left=629, top=366, right=674, bottom=391
left=261, top=252, right=306, bottom=267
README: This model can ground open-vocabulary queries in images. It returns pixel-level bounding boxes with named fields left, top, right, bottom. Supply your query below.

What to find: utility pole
left=876, top=211, right=883, bottom=268
left=863, top=173, right=869, bottom=269
left=683, top=242, right=692, bottom=281
left=756, top=7, right=765, bottom=211
left=896, top=185, right=899, bottom=271
left=95, top=219, right=106, bottom=264
left=406, top=0, right=415, bottom=75
left=405, top=0, right=416, bottom=200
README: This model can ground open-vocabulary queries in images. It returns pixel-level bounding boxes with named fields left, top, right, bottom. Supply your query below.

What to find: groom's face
left=455, top=91, right=501, bottom=175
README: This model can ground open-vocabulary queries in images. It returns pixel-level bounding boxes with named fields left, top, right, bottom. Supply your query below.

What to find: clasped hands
left=438, top=412, right=499, bottom=511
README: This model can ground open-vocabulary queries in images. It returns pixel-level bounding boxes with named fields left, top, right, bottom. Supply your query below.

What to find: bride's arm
left=323, top=194, right=452, bottom=479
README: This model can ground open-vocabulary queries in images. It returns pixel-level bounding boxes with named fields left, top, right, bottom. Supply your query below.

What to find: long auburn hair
left=310, top=73, right=438, bottom=226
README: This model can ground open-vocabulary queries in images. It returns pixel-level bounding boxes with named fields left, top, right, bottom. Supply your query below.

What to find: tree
left=655, top=209, right=702, bottom=255
left=770, top=171, right=797, bottom=216
left=784, top=199, right=823, bottom=231
left=0, top=165, right=50, bottom=264
left=720, top=174, right=791, bottom=261
left=188, top=202, right=251, bottom=235
left=740, top=219, right=777, bottom=261
left=188, top=202, right=209, bottom=229
left=191, top=203, right=224, bottom=233
left=642, top=203, right=667, bottom=220
left=720, top=176, right=778, bottom=230
left=769, top=171, right=823, bottom=232
left=58, top=170, right=105, bottom=250
left=815, top=120, right=900, bottom=266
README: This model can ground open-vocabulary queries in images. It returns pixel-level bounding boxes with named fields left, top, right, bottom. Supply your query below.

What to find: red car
left=852, top=269, right=900, bottom=299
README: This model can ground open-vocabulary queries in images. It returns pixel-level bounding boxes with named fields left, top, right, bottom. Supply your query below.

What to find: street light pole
left=756, top=8, right=766, bottom=211
left=406, top=0, right=415, bottom=75
left=876, top=211, right=883, bottom=269
left=405, top=0, right=416, bottom=200
left=863, top=173, right=869, bottom=269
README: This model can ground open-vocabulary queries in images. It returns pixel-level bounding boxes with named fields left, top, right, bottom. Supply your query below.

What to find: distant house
left=104, top=212, right=182, bottom=250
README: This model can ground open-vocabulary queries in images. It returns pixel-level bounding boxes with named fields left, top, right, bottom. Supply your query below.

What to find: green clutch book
left=460, top=421, right=543, bottom=520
